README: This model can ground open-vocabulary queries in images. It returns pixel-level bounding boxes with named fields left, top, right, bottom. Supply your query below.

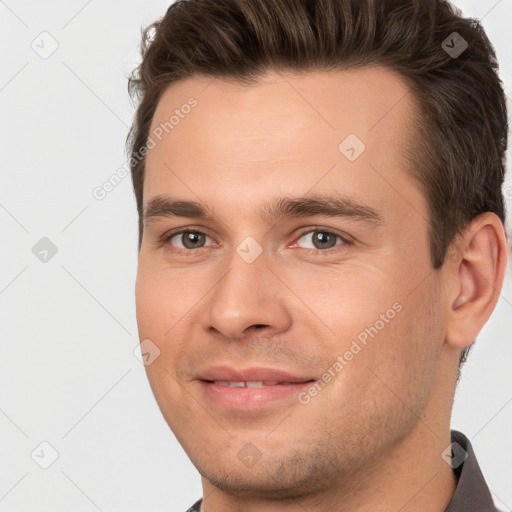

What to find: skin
left=135, top=67, right=508, bottom=512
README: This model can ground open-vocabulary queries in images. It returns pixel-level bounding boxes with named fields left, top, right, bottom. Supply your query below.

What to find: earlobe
left=445, top=212, right=508, bottom=349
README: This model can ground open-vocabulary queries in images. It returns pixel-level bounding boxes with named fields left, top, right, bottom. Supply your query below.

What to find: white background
left=1, top=1, right=511, bottom=511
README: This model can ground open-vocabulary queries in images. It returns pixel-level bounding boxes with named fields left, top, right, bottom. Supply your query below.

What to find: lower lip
left=198, top=380, right=315, bottom=410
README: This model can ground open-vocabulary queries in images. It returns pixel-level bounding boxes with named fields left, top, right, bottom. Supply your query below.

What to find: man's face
left=136, top=68, right=450, bottom=497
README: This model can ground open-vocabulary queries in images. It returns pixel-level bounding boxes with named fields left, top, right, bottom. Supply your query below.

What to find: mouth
left=196, top=368, right=317, bottom=410
left=209, top=380, right=312, bottom=387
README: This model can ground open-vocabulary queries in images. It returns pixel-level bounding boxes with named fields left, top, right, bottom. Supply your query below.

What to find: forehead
left=144, top=67, right=423, bottom=221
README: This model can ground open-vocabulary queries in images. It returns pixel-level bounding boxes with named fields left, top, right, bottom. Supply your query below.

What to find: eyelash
left=159, top=227, right=352, bottom=257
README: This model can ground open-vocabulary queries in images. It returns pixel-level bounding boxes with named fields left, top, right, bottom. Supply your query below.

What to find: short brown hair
left=126, top=0, right=508, bottom=366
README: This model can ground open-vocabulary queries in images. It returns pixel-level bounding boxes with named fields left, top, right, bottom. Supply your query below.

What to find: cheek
left=308, top=271, right=440, bottom=403
left=135, top=263, right=161, bottom=336
left=277, top=261, right=402, bottom=342
left=135, top=267, right=185, bottom=400
left=135, top=268, right=193, bottom=432
left=359, top=279, right=445, bottom=407
left=135, top=262, right=197, bottom=380
left=135, top=262, right=190, bottom=340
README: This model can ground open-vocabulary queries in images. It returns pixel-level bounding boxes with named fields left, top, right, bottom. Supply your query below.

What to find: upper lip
left=197, top=366, right=315, bottom=383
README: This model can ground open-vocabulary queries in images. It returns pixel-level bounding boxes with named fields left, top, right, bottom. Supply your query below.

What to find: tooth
left=228, top=381, right=246, bottom=387
left=246, top=381, right=264, bottom=387
left=213, top=380, right=283, bottom=387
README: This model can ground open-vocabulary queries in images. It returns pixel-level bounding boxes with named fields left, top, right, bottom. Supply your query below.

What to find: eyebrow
left=143, top=194, right=384, bottom=227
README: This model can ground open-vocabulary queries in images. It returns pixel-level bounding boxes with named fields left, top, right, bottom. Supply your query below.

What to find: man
left=126, top=0, right=509, bottom=510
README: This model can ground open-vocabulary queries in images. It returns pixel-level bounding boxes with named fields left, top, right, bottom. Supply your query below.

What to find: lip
left=196, top=366, right=316, bottom=410
left=197, top=365, right=314, bottom=383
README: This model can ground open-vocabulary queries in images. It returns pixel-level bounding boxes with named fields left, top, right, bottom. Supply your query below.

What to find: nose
left=199, top=250, right=293, bottom=341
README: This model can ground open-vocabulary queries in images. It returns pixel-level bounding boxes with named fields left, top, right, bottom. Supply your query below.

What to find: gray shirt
left=186, top=430, right=499, bottom=511
left=445, top=430, right=499, bottom=511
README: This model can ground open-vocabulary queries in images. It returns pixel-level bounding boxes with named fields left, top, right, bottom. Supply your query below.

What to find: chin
left=191, top=446, right=336, bottom=501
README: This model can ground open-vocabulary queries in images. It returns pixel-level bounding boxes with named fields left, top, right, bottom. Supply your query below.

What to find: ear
left=445, top=212, right=508, bottom=349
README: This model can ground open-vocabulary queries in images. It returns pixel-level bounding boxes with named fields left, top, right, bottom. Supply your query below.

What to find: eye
left=293, top=230, right=347, bottom=251
left=166, top=230, right=214, bottom=251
